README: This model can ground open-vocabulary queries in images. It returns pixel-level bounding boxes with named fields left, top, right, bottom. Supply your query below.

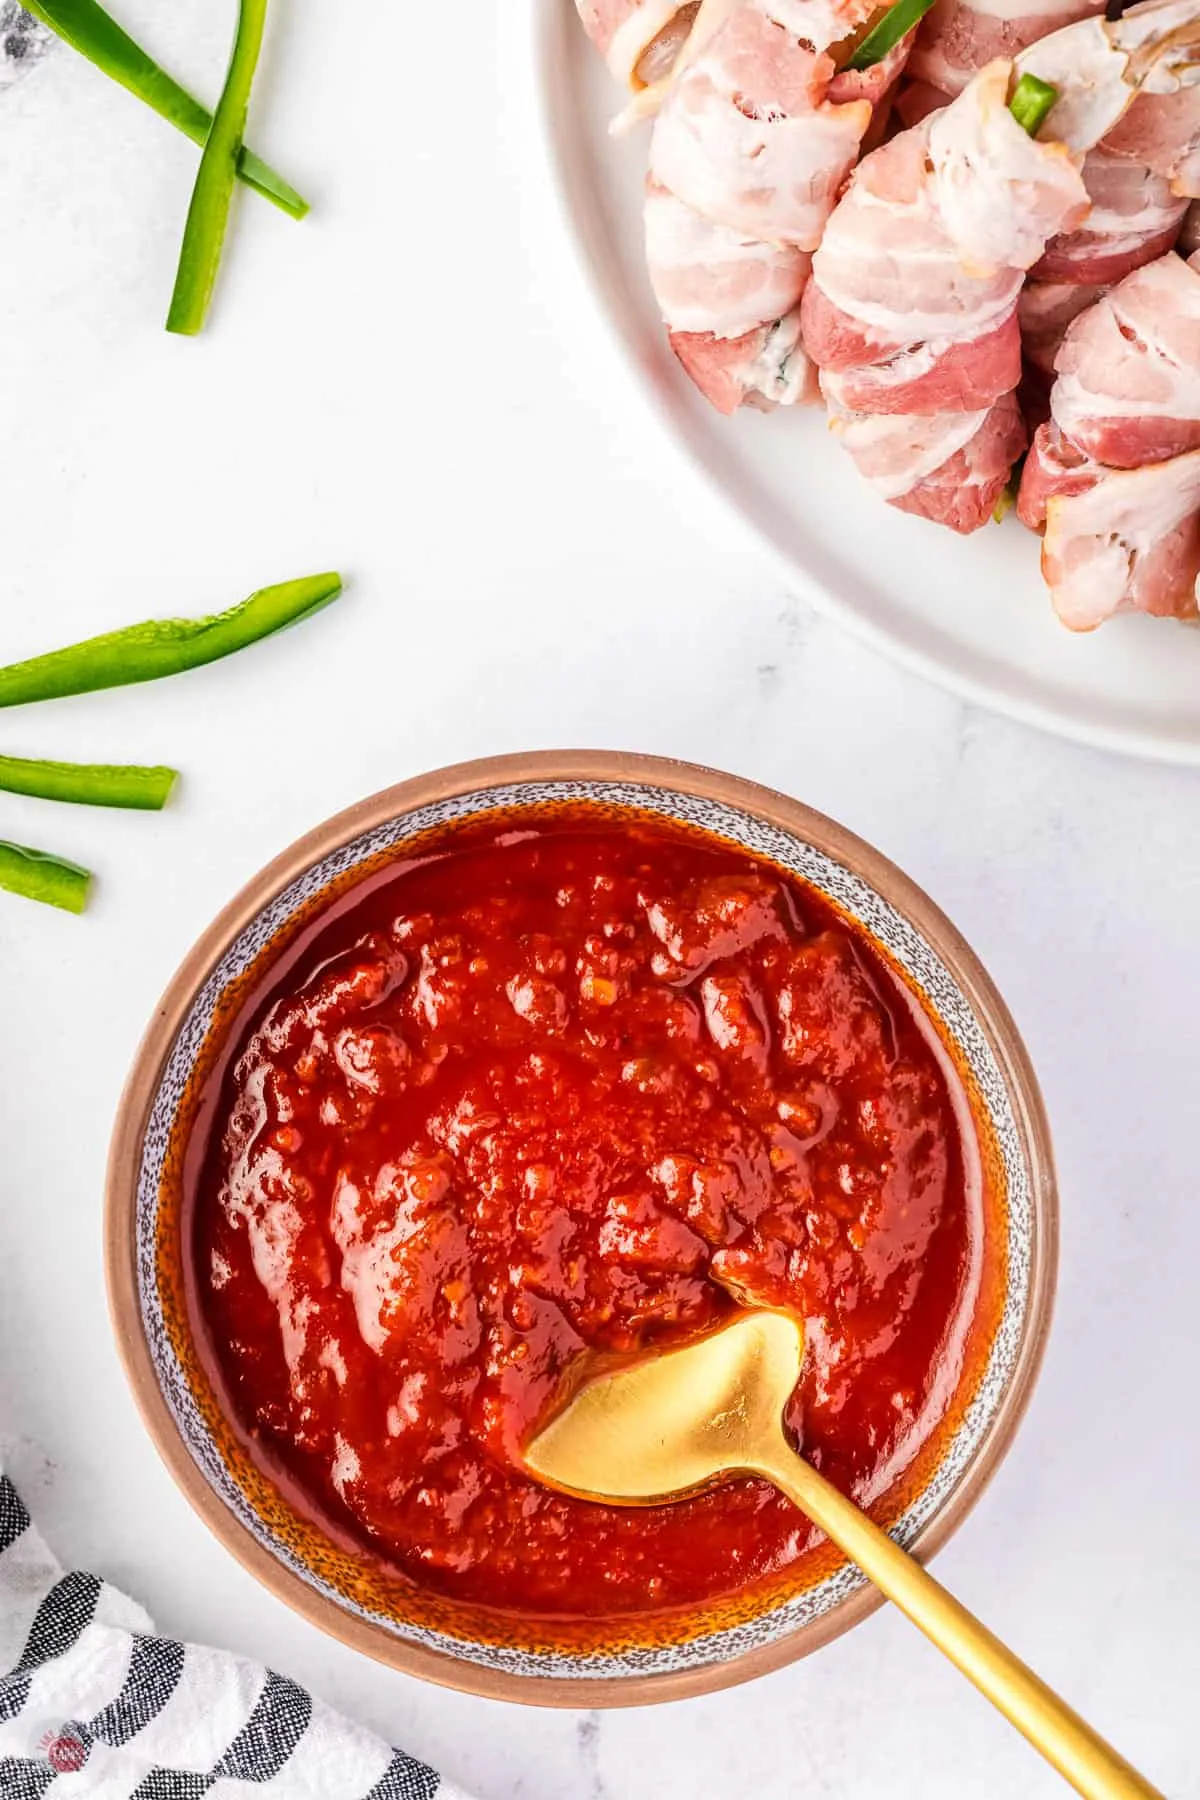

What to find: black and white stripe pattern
left=0, top=5, right=52, bottom=91
left=0, top=1470, right=464, bottom=1798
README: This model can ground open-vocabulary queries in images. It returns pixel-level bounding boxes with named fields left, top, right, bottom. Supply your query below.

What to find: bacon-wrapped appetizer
left=904, top=0, right=1103, bottom=110
left=1021, top=2, right=1200, bottom=248
left=906, top=27, right=1200, bottom=378
left=1032, top=147, right=1189, bottom=289
left=643, top=0, right=922, bottom=412
left=801, top=0, right=1200, bottom=531
left=1017, top=155, right=1187, bottom=417
left=1025, top=444, right=1200, bottom=625
left=1017, top=69, right=1200, bottom=396
left=801, top=62, right=1086, bottom=529
left=645, top=183, right=816, bottom=408
left=576, top=0, right=702, bottom=90
left=1018, top=249, right=1200, bottom=625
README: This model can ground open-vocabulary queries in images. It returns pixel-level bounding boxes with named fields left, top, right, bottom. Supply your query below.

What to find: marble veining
left=0, top=5, right=51, bottom=90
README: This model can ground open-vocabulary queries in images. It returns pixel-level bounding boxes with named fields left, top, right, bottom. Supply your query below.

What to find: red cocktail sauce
left=186, top=810, right=992, bottom=1619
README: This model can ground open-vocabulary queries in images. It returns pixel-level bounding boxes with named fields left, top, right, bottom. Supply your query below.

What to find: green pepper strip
left=0, top=572, right=343, bottom=708
left=0, top=840, right=91, bottom=913
left=1010, top=72, right=1058, bottom=137
left=0, top=753, right=177, bottom=809
left=846, top=0, right=938, bottom=70
left=21, top=0, right=305, bottom=220
left=166, top=0, right=270, bottom=335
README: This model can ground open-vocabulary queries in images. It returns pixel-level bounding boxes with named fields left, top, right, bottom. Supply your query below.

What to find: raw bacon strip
left=819, top=307, right=1022, bottom=412
left=1020, top=413, right=1200, bottom=632
left=1018, top=76, right=1199, bottom=404
left=649, top=2, right=877, bottom=249
left=1041, top=449, right=1200, bottom=626
left=1103, top=85, right=1200, bottom=197
left=804, top=2, right=1200, bottom=530
left=1032, top=146, right=1188, bottom=284
left=828, top=390, right=1027, bottom=526
left=804, top=113, right=1051, bottom=355
left=623, top=0, right=917, bottom=124
left=645, top=178, right=811, bottom=338
left=576, top=0, right=701, bottom=88
left=1016, top=418, right=1102, bottom=526
left=645, top=0, right=912, bottom=411
left=1013, top=0, right=1200, bottom=156
left=802, top=59, right=1090, bottom=530
left=891, top=393, right=1028, bottom=528
left=907, top=0, right=1104, bottom=106
left=646, top=177, right=816, bottom=408
left=1018, top=248, right=1200, bottom=623
left=825, top=401, right=995, bottom=497
left=916, top=20, right=1198, bottom=371
left=670, top=310, right=816, bottom=409
left=1051, top=250, right=1200, bottom=463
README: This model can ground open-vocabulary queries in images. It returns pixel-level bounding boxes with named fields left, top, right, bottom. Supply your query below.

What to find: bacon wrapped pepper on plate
left=801, top=59, right=1086, bottom=530
left=575, top=0, right=703, bottom=89
left=1018, top=158, right=1189, bottom=416
left=800, top=0, right=1200, bottom=531
left=642, top=0, right=925, bottom=412
left=1017, top=72, right=1200, bottom=401
left=1018, top=249, right=1200, bottom=625
left=900, top=0, right=1103, bottom=118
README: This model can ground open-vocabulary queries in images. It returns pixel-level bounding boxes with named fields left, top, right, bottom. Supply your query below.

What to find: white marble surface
left=0, top=7, right=1197, bottom=1797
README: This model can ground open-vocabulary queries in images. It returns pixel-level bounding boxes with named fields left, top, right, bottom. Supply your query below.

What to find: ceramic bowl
left=106, top=750, right=1057, bottom=1706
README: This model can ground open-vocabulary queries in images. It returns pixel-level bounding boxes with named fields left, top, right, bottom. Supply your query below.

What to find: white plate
left=531, top=0, right=1200, bottom=763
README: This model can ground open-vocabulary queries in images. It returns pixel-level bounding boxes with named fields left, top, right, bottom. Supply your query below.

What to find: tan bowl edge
left=104, top=748, right=1059, bottom=1708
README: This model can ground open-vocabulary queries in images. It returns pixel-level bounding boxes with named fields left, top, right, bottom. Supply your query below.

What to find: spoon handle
left=759, top=1450, right=1163, bottom=1800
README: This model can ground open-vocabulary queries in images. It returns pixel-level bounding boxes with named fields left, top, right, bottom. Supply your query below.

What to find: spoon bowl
left=526, top=1311, right=806, bottom=1504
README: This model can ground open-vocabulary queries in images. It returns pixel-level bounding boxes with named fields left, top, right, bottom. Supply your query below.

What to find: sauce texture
left=189, top=811, right=983, bottom=1618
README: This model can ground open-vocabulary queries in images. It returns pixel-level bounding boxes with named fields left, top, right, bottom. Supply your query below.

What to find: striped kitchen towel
left=0, top=1469, right=472, bottom=1798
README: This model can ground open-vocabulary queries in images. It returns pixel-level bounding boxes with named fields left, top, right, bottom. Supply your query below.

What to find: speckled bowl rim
left=106, top=750, right=1057, bottom=1707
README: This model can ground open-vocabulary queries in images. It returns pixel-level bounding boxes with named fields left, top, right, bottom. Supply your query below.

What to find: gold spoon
left=525, top=1311, right=1162, bottom=1800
